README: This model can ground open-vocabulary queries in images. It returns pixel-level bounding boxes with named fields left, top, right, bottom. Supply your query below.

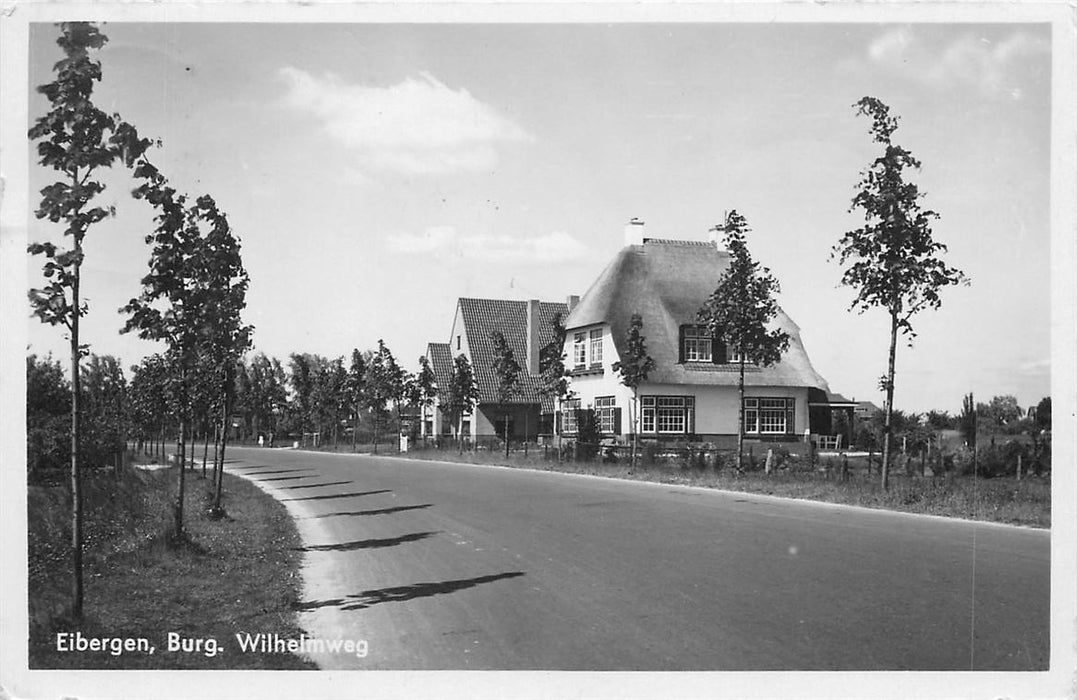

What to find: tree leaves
left=698, top=210, right=790, bottom=367
left=833, top=97, right=969, bottom=341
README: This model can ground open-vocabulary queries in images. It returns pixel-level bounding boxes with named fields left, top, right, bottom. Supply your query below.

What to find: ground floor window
left=595, top=396, right=617, bottom=433
left=561, top=398, right=581, bottom=434
left=640, top=395, right=694, bottom=435
left=744, top=397, right=795, bottom=435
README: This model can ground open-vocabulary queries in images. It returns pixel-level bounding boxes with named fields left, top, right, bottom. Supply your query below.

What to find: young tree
left=698, top=210, right=790, bottom=471
left=611, top=313, right=656, bottom=470
left=959, top=392, right=978, bottom=474
left=27, top=21, right=152, bottom=619
left=539, top=311, right=572, bottom=453
left=489, top=331, right=522, bottom=457
left=832, top=97, right=969, bottom=490
left=288, top=353, right=316, bottom=441
left=409, top=355, right=439, bottom=443
left=346, top=349, right=367, bottom=451
left=366, top=340, right=403, bottom=454
left=446, top=354, right=480, bottom=451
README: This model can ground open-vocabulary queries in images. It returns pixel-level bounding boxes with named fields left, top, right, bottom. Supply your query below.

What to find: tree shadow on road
left=293, top=571, right=526, bottom=612
left=258, top=475, right=313, bottom=482
left=281, top=489, right=391, bottom=502
left=302, top=504, right=433, bottom=519
left=241, top=468, right=316, bottom=476
left=278, top=480, right=353, bottom=490
left=296, top=531, right=439, bottom=552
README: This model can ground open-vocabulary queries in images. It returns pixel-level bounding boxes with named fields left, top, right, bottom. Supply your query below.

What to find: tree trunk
left=737, top=357, right=746, bottom=471
left=214, top=391, right=230, bottom=512
left=212, top=420, right=221, bottom=486
left=881, top=313, right=898, bottom=491
left=372, top=413, right=379, bottom=455
left=201, top=430, right=210, bottom=479
left=631, top=391, right=638, bottom=470
left=352, top=408, right=359, bottom=452
left=504, top=410, right=510, bottom=458
left=175, top=416, right=187, bottom=539
left=69, top=256, right=84, bottom=620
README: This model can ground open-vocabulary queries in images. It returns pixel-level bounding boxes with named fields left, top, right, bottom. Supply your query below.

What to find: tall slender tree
left=346, top=349, right=367, bottom=451
left=611, top=313, right=655, bottom=470
left=28, top=21, right=151, bottom=618
left=832, top=97, right=969, bottom=490
left=446, top=354, right=480, bottom=451
left=366, top=340, right=403, bottom=453
left=411, top=355, right=439, bottom=442
left=539, top=311, right=572, bottom=454
left=698, top=210, right=790, bottom=470
left=490, top=331, right=522, bottom=457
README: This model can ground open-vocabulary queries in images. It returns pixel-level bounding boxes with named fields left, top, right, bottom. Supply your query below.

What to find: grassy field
left=27, top=458, right=316, bottom=669
left=398, top=447, right=1051, bottom=529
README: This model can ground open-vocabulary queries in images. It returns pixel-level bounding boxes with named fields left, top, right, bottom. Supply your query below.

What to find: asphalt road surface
left=224, top=447, right=1049, bottom=671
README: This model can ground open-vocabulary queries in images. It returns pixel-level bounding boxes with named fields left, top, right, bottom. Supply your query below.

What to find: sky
left=22, top=21, right=1053, bottom=415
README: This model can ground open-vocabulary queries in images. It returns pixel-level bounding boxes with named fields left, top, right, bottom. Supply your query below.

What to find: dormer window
left=573, top=332, right=587, bottom=368
left=683, top=326, right=713, bottom=362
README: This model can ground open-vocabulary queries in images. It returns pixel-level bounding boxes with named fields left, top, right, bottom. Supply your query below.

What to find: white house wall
left=563, top=323, right=810, bottom=439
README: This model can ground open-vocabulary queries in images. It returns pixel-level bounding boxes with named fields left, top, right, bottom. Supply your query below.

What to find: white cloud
left=279, top=67, right=532, bottom=175
left=866, top=29, right=1049, bottom=99
left=385, top=227, right=591, bottom=263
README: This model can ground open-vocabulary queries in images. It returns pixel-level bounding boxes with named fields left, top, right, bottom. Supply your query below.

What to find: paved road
left=225, top=447, right=1049, bottom=671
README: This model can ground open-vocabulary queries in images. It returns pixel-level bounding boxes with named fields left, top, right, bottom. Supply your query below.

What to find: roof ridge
left=642, top=238, right=718, bottom=247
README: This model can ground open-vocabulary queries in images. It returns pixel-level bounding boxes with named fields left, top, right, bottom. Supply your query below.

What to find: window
left=729, top=346, right=744, bottom=364
left=562, top=398, right=581, bottom=434
left=640, top=395, right=694, bottom=435
left=589, top=329, right=603, bottom=366
left=595, top=396, right=616, bottom=433
left=683, top=326, right=712, bottom=362
left=456, top=335, right=461, bottom=350
left=744, top=397, right=795, bottom=435
left=573, top=332, right=587, bottom=368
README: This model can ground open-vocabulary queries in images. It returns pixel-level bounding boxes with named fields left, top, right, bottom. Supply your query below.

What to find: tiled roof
left=426, top=342, right=453, bottom=401
left=457, top=297, right=568, bottom=410
left=565, top=238, right=830, bottom=390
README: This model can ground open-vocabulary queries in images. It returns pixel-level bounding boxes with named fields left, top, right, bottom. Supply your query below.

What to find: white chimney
left=567, top=294, right=580, bottom=312
left=526, top=298, right=541, bottom=374
left=624, top=217, right=645, bottom=246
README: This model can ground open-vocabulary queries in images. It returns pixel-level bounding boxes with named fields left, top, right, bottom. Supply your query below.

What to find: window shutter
left=787, top=399, right=795, bottom=435
left=613, top=407, right=622, bottom=435
left=555, top=410, right=562, bottom=434
left=678, top=326, right=686, bottom=363
left=712, top=335, right=726, bottom=364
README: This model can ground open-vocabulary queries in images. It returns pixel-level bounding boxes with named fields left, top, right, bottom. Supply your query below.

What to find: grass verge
left=398, top=448, right=1051, bottom=528
left=28, top=459, right=316, bottom=669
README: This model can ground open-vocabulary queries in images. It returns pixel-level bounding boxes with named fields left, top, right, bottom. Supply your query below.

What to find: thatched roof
left=565, top=239, right=830, bottom=390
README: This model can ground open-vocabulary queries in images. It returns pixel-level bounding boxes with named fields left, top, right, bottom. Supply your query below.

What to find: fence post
left=841, top=453, right=849, bottom=482
left=1016, top=453, right=1022, bottom=481
left=764, top=448, right=774, bottom=474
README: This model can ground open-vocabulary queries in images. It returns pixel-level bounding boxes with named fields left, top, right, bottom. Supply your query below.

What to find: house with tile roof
left=424, top=296, right=572, bottom=440
left=561, top=219, right=835, bottom=447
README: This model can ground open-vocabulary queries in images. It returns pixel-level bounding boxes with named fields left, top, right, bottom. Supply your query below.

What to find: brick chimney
left=624, top=217, right=645, bottom=246
left=566, top=294, right=580, bottom=313
left=525, top=299, right=541, bottom=374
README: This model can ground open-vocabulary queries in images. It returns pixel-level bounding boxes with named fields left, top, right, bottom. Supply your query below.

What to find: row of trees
left=27, top=22, right=253, bottom=620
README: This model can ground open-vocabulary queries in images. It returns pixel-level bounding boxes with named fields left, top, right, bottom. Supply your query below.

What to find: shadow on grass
left=281, top=489, right=390, bottom=502
left=296, top=531, right=439, bottom=552
left=293, top=571, right=526, bottom=612
left=303, top=504, right=433, bottom=519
